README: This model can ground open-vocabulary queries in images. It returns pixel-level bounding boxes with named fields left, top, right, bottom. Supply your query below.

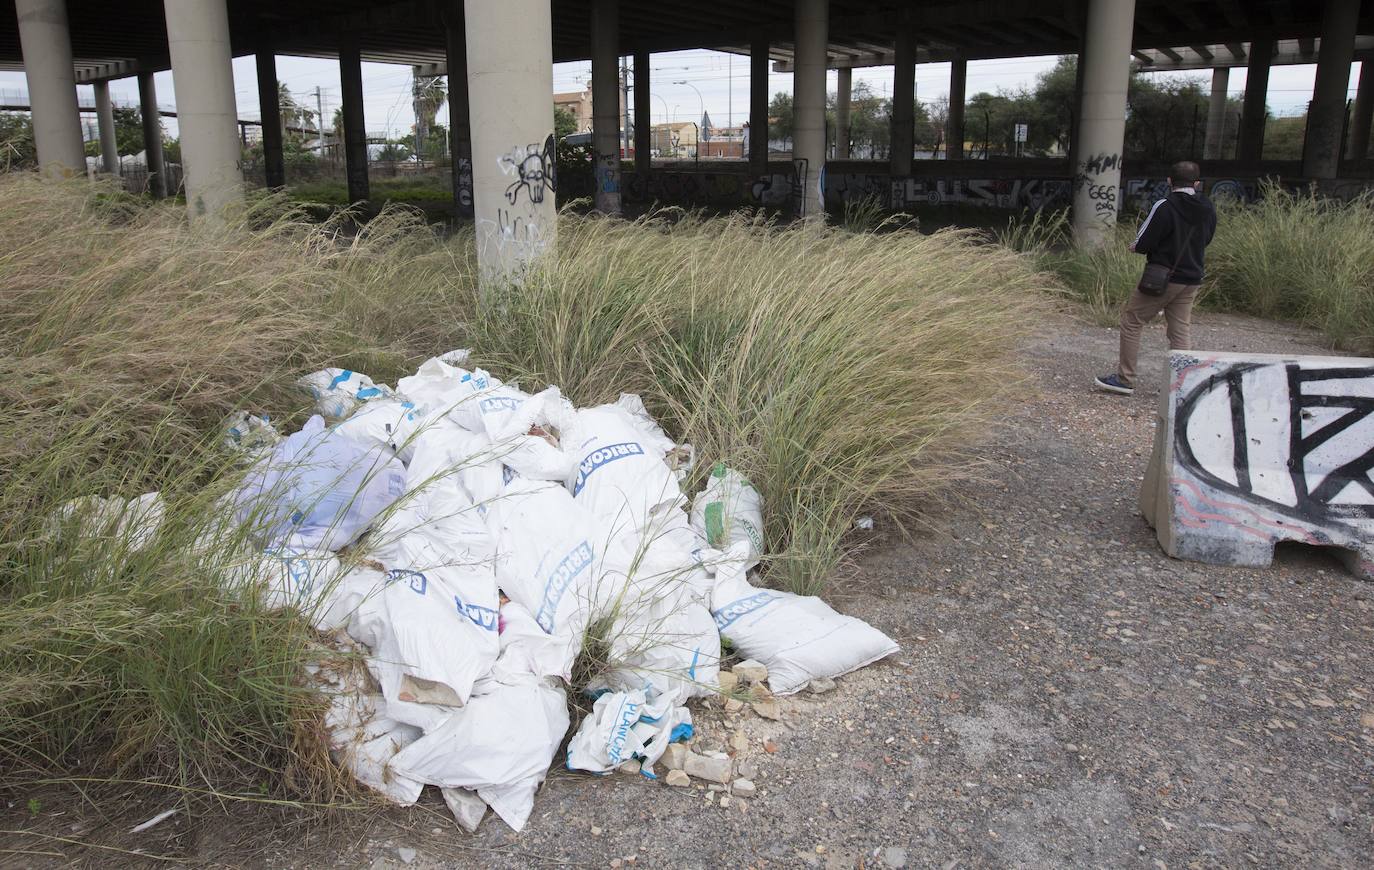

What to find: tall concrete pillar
left=256, top=50, right=286, bottom=188
left=164, top=0, right=243, bottom=219
left=1203, top=66, right=1230, bottom=160
left=1070, top=0, right=1136, bottom=248
left=750, top=33, right=769, bottom=176
left=464, top=0, right=557, bottom=286
left=634, top=50, right=651, bottom=176
left=792, top=0, right=828, bottom=218
left=1302, top=0, right=1360, bottom=178
left=137, top=72, right=168, bottom=198
left=590, top=0, right=621, bottom=214
left=444, top=2, right=474, bottom=220
left=835, top=67, right=852, bottom=159
left=947, top=56, right=967, bottom=160
left=1238, top=40, right=1273, bottom=163
left=890, top=27, right=915, bottom=174
left=93, top=81, right=121, bottom=175
left=338, top=37, right=370, bottom=203
left=15, top=0, right=86, bottom=177
left=1351, top=60, right=1374, bottom=161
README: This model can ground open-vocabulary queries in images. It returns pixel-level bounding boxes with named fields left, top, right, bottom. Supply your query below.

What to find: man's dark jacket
left=1133, top=190, right=1217, bottom=285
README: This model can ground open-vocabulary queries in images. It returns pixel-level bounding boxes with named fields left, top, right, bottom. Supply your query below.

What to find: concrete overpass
left=2, top=1, right=1372, bottom=283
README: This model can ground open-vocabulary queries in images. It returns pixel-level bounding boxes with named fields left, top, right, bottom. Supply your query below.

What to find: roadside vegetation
left=0, top=174, right=1042, bottom=806
left=1001, top=185, right=1374, bottom=354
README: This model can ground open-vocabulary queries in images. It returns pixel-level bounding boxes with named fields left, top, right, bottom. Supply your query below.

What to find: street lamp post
left=675, top=79, right=705, bottom=136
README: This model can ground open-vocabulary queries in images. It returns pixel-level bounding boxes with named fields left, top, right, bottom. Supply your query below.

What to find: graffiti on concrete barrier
left=1145, top=352, right=1374, bottom=581
left=500, top=135, right=557, bottom=205
left=880, top=177, right=1073, bottom=211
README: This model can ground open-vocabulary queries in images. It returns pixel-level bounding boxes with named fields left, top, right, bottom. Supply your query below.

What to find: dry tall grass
left=0, top=174, right=1043, bottom=803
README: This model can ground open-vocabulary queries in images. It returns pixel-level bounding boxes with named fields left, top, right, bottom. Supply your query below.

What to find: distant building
left=699, top=124, right=745, bottom=158
left=650, top=121, right=698, bottom=157
left=553, top=78, right=628, bottom=136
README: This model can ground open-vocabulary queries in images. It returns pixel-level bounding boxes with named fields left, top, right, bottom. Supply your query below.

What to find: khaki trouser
left=1117, top=281, right=1199, bottom=388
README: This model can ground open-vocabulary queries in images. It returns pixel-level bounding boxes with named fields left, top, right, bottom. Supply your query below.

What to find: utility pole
left=315, top=85, right=326, bottom=160
left=621, top=55, right=631, bottom=157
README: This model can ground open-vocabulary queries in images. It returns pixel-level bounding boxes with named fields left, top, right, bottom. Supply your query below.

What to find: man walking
left=1095, top=161, right=1217, bottom=396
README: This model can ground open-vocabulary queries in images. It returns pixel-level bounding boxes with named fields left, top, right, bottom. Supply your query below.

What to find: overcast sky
left=0, top=48, right=1358, bottom=141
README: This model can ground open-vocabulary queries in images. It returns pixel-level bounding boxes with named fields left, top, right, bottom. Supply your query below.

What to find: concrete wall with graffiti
left=606, top=158, right=1373, bottom=215
left=1141, top=350, right=1374, bottom=580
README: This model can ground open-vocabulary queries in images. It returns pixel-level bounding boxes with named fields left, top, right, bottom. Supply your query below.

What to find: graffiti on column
left=1073, top=152, right=1122, bottom=225
left=595, top=152, right=620, bottom=194
left=500, top=134, right=558, bottom=205
left=456, top=157, right=474, bottom=209
left=790, top=158, right=809, bottom=214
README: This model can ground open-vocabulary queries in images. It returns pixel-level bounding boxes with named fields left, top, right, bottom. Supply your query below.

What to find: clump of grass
left=999, top=208, right=1141, bottom=325
left=0, top=174, right=1042, bottom=805
left=1207, top=185, right=1374, bottom=352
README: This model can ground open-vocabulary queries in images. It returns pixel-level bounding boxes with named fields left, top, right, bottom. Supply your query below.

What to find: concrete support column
left=634, top=50, right=651, bottom=176
left=464, top=0, right=557, bottom=286
left=338, top=36, right=370, bottom=204
left=15, top=0, right=85, bottom=177
left=1070, top=0, right=1136, bottom=248
left=590, top=0, right=621, bottom=215
left=1351, top=60, right=1374, bottom=161
left=93, top=81, right=120, bottom=175
left=137, top=72, right=168, bottom=198
left=444, top=2, right=474, bottom=220
left=947, top=56, right=967, bottom=160
left=792, top=0, right=828, bottom=219
left=164, top=0, right=243, bottom=219
left=1302, top=0, right=1360, bottom=178
left=256, top=50, right=286, bottom=188
left=1238, top=40, right=1273, bottom=163
left=890, top=27, right=915, bottom=174
left=749, top=34, right=769, bottom=176
left=835, top=67, right=852, bottom=159
left=1203, top=66, right=1229, bottom=160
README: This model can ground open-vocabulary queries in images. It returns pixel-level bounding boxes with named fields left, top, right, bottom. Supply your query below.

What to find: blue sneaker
left=1094, top=373, right=1134, bottom=395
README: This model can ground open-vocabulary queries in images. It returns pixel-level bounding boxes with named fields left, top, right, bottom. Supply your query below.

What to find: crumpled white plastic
left=565, top=688, right=693, bottom=775
left=298, top=368, right=393, bottom=422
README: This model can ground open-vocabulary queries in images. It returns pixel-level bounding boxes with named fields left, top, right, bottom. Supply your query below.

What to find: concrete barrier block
left=1141, top=350, right=1374, bottom=579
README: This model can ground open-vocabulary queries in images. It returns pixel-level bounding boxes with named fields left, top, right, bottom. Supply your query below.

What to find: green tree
left=554, top=106, right=578, bottom=140
left=1264, top=114, right=1307, bottom=160
left=277, top=83, right=316, bottom=142
left=768, top=92, right=793, bottom=147
left=0, top=111, right=36, bottom=169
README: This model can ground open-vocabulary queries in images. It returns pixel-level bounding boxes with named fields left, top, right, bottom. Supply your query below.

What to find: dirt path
left=9, top=308, right=1373, bottom=869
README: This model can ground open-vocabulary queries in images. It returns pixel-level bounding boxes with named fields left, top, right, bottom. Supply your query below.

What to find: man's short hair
left=1170, top=160, right=1201, bottom=187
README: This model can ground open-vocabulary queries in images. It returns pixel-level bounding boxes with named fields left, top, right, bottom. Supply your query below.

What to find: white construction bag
left=710, top=544, right=898, bottom=695
left=566, top=688, right=693, bottom=774
left=233, top=415, right=407, bottom=552
left=298, top=368, right=393, bottom=422
left=221, top=411, right=282, bottom=460
left=488, top=478, right=600, bottom=679
left=388, top=675, right=570, bottom=832
left=325, top=691, right=425, bottom=805
left=50, top=492, right=165, bottom=553
left=691, top=463, right=764, bottom=569
left=332, top=398, right=427, bottom=463
left=564, top=404, right=682, bottom=536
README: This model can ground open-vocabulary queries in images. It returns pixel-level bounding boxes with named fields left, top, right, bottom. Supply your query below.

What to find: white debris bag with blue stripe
left=709, top=543, right=899, bottom=695
left=691, top=463, right=764, bottom=570
left=233, top=415, right=407, bottom=552
left=488, top=478, right=600, bottom=681
left=564, top=403, right=682, bottom=536
left=566, top=688, right=693, bottom=774
left=298, top=368, right=393, bottom=422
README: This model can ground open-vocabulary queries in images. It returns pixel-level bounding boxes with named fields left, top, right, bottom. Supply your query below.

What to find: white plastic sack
left=566, top=688, right=692, bottom=774
left=388, top=675, right=570, bottom=832
left=347, top=564, right=500, bottom=720
left=50, top=492, right=165, bottom=553
left=233, top=415, right=407, bottom=552
left=691, top=463, right=764, bottom=570
left=298, top=368, right=393, bottom=422
left=489, top=478, right=600, bottom=679
left=710, top=544, right=898, bottom=695
left=332, top=398, right=426, bottom=463
left=564, top=404, right=682, bottom=536
left=221, top=411, right=282, bottom=460
left=325, top=691, right=425, bottom=805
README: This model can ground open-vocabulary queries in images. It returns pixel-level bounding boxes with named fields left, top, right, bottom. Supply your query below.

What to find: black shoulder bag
left=1137, top=208, right=1196, bottom=297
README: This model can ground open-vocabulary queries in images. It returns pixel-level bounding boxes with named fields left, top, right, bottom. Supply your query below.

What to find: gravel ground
left=6, top=308, right=1372, bottom=869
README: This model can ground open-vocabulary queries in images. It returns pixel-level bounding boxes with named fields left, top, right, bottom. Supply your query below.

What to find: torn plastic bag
left=484, top=600, right=576, bottom=686
left=691, top=462, right=764, bottom=570
left=368, top=474, right=495, bottom=572
left=333, top=398, right=427, bottom=464
left=50, top=492, right=165, bottom=553
left=564, top=404, right=683, bottom=536
left=221, top=411, right=281, bottom=461
left=388, top=674, right=570, bottom=832
left=233, top=415, right=407, bottom=552
left=347, top=564, right=500, bottom=720
left=709, top=543, right=898, bottom=695
left=325, top=691, right=425, bottom=805
left=489, top=478, right=600, bottom=680
left=395, top=357, right=495, bottom=415
left=298, top=369, right=393, bottom=422
left=566, top=688, right=692, bottom=774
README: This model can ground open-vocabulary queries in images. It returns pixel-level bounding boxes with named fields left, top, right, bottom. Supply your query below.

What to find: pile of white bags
left=190, top=353, right=900, bottom=832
